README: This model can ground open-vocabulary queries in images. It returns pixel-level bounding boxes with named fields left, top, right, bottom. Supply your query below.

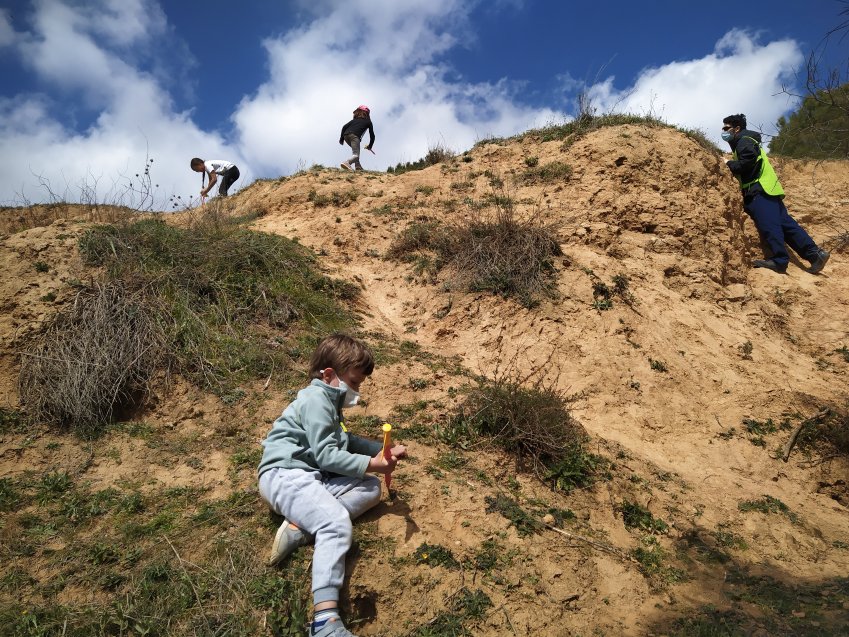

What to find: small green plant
left=738, top=495, right=797, bottom=522
left=524, top=156, right=539, bottom=167
left=484, top=494, right=543, bottom=537
left=34, top=260, right=49, bottom=272
left=739, top=340, right=753, bottom=360
left=835, top=345, right=849, bottom=362
left=649, top=358, right=668, bottom=372
left=414, top=543, right=460, bottom=569
left=409, top=378, right=430, bottom=391
left=592, top=281, right=613, bottom=310
left=631, top=538, right=686, bottom=586
left=619, top=500, right=669, bottom=534
left=434, top=450, right=468, bottom=471
left=415, top=185, right=435, bottom=196
left=713, top=527, right=749, bottom=551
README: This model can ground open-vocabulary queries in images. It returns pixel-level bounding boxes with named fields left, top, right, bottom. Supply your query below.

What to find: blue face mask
left=721, top=130, right=734, bottom=142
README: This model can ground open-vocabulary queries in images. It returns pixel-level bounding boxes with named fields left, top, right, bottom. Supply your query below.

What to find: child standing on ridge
left=258, top=333, right=406, bottom=637
left=190, top=157, right=241, bottom=198
left=339, top=106, right=375, bottom=171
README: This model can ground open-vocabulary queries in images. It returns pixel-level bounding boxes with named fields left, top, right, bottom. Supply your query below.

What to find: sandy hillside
left=1, top=123, right=848, bottom=636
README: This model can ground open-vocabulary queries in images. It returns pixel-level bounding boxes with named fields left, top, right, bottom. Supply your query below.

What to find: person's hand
left=368, top=449, right=399, bottom=474
left=390, top=444, right=407, bottom=459
left=200, top=189, right=207, bottom=196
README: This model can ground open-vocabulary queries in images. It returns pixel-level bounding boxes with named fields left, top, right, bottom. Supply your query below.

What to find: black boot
left=752, top=259, right=787, bottom=273
left=809, top=249, right=830, bottom=274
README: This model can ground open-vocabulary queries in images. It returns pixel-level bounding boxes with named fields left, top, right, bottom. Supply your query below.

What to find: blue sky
left=0, top=0, right=846, bottom=208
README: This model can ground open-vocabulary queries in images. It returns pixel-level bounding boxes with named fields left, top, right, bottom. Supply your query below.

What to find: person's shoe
left=809, top=249, right=830, bottom=274
left=340, top=162, right=352, bottom=171
left=752, top=259, right=787, bottom=273
left=311, top=617, right=358, bottom=637
left=268, top=521, right=310, bottom=566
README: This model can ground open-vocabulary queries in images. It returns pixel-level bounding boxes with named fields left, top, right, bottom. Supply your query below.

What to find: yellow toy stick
left=381, top=423, right=393, bottom=489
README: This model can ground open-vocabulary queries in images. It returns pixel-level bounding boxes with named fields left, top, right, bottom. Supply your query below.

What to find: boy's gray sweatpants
left=259, top=467, right=382, bottom=605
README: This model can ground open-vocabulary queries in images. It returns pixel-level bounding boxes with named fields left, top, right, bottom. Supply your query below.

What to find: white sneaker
left=340, top=162, right=352, bottom=171
left=268, top=520, right=310, bottom=566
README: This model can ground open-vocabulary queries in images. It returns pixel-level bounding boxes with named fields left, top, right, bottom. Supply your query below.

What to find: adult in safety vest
left=722, top=113, right=829, bottom=274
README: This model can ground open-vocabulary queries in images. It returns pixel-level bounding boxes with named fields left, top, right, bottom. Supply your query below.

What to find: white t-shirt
left=204, top=160, right=235, bottom=174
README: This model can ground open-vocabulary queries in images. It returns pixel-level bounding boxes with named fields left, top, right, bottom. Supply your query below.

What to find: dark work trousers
left=218, top=166, right=240, bottom=196
left=743, top=191, right=818, bottom=268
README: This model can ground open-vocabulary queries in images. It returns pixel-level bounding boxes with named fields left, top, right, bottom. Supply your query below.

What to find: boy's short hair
left=722, top=114, right=747, bottom=129
left=309, top=334, right=374, bottom=379
left=190, top=157, right=205, bottom=168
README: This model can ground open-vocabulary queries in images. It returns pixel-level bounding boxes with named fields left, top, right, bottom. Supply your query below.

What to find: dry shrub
left=444, top=353, right=600, bottom=491
left=448, top=202, right=562, bottom=307
left=0, top=203, right=135, bottom=234
left=826, top=228, right=849, bottom=254
left=521, top=160, right=573, bottom=184
left=384, top=220, right=445, bottom=261
left=386, top=200, right=562, bottom=307
left=18, top=282, right=164, bottom=431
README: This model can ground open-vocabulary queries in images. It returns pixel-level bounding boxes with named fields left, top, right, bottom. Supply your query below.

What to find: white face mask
left=337, top=380, right=360, bottom=408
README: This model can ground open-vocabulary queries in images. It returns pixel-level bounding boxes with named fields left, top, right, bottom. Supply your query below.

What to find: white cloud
left=1, top=4, right=809, bottom=208
left=233, top=0, right=562, bottom=176
left=0, top=0, right=242, bottom=208
left=583, top=29, right=804, bottom=146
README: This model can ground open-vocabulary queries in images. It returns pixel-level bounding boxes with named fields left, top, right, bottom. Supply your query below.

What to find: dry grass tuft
left=18, top=282, right=164, bottom=430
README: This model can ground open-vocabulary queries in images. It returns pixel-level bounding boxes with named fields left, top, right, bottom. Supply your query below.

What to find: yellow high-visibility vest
left=733, top=136, right=785, bottom=196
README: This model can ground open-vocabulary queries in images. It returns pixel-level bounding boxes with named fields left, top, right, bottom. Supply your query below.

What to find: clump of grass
left=795, top=406, right=849, bottom=458
left=409, top=587, right=492, bottom=637
left=446, top=360, right=597, bottom=491
left=388, top=142, right=455, bottom=175
left=631, top=538, right=686, bottom=586
left=414, top=543, right=460, bottom=569
left=443, top=203, right=562, bottom=307
left=386, top=199, right=562, bottom=308
left=619, top=500, right=669, bottom=534
left=583, top=270, right=637, bottom=311
left=738, top=495, right=797, bottom=523
left=521, top=160, right=573, bottom=184
left=385, top=220, right=447, bottom=261
left=20, top=217, right=357, bottom=431
left=308, top=189, right=358, bottom=208
left=649, top=358, right=668, bottom=373
left=0, top=408, right=28, bottom=434
left=19, top=282, right=164, bottom=431
left=484, top=494, right=543, bottom=537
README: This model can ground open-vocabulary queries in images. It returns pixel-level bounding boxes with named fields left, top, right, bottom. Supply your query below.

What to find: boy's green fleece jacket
left=258, top=379, right=383, bottom=478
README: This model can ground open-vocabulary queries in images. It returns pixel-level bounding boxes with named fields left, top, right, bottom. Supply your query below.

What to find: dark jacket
left=340, top=117, right=375, bottom=148
left=726, top=129, right=765, bottom=196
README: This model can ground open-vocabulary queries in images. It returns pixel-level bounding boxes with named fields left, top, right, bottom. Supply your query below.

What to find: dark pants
left=218, top=166, right=240, bottom=196
left=744, top=192, right=818, bottom=268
